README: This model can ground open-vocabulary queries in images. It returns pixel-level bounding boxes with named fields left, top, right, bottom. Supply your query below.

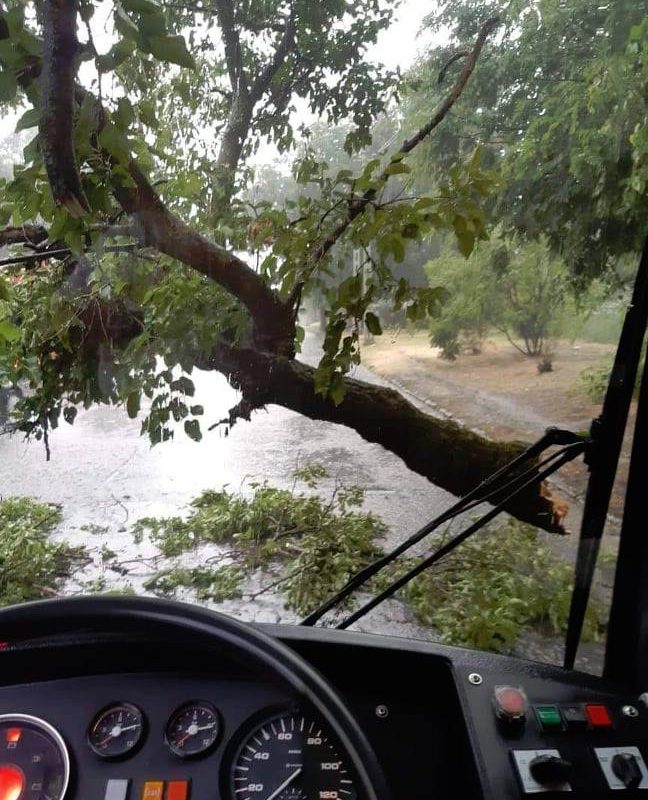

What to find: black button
left=561, top=705, right=587, bottom=729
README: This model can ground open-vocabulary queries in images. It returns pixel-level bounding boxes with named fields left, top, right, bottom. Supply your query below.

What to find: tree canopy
left=403, top=0, right=648, bottom=281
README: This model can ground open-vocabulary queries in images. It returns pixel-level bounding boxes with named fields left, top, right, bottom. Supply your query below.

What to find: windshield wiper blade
left=334, top=441, right=586, bottom=630
left=301, top=427, right=585, bottom=627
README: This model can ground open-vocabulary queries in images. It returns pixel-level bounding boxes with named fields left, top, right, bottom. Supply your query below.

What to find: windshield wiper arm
left=334, top=441, right=586, bottom=630
left=301, top=427, right=586, bottom=627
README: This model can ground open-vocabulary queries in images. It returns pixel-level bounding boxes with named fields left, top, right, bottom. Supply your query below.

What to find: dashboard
left=1, top=621, right=648, bottom=800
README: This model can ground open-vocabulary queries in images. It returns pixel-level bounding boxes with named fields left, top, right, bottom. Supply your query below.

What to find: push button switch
left=166, top=781, right=190, bottom=800
left=585, top=704, right=613, bottom=728
left=105, top=780, right=130, bottom=800
left=561, top=705, right=587, bottom=730
left=534, top=705, right=563, bottom=731
left=142, top=782, right=164, bottom=800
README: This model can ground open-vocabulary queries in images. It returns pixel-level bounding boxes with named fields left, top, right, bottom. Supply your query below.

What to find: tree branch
left=206, top=344, right=569, bottom=534
left=301, top=17, right=499, bottom=284
left=248, top=9, right=296, bottom=105
left=39, top=0, right=89, bottom=217
left=213, top=0, right=244, bottom=91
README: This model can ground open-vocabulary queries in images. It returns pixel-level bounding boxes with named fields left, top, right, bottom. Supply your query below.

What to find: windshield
left=0, top=0, right=646, bottom=674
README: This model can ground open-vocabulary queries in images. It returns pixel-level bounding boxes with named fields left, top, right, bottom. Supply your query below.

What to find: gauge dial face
left=0, top=713, right=70, bottom=800
left=88, top=703, right=144, bottom=759
left=231, top=712, right=357, bottom=800
left=165, top=702, right=221, bottom=758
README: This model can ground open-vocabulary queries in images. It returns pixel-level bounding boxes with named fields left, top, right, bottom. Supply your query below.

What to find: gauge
left=88, top=702, right=144, bottom=759
left=230, top=712, right=357, bottom=800
left=0, top=713, right=70, bottom=800
left=165, top=701, right=221, bottom=758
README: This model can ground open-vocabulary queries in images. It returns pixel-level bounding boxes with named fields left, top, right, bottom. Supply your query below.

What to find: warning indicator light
left=4, top=730, right=20, bottom=745
left=0, top=763, right=24, bottom=800
left=493, top=686, right=528, bottom=728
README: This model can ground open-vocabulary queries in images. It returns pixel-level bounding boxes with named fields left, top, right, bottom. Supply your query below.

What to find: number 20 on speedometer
left=231, top=712, right=357, bottom=800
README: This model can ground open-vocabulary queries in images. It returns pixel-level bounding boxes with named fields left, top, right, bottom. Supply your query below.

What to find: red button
left=0, top=764, right=25, bottom=800
left=166, top=781, right=189, bottom=800
left=585, top=704, right=613, bottom=727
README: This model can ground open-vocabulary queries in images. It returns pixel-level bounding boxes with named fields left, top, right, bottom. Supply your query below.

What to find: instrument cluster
left=0, top=692, right=357, bottom=800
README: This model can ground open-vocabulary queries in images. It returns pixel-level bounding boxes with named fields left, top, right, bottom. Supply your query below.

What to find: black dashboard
left=1, top=622, right=648, bottom=800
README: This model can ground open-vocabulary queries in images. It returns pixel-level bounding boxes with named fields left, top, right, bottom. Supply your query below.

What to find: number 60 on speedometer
left=230, top=712, right=357, bottom=800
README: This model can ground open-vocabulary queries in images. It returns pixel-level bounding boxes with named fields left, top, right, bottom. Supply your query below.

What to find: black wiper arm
left=335, top=441, right=586, bottom=630
left=301, top=427, right=585, bottom=627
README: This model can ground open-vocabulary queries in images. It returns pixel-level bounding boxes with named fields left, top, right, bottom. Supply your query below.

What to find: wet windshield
left=0, top=0, right=646, bottom=674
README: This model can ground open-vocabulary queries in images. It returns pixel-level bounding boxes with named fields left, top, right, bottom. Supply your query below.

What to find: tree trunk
left=210, top=344, right=570, bottom=534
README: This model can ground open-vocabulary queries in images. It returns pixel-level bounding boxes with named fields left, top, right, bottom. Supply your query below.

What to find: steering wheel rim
left=0, top=595, right=389, bottom=800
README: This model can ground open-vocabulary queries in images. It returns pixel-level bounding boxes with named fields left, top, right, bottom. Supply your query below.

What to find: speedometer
left=0, top=713, right=70, bottom=800
left=231, top=712, right=357, bottom=800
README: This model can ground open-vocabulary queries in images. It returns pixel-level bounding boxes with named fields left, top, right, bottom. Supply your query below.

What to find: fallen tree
left=0, top=3, right=568, bottom=532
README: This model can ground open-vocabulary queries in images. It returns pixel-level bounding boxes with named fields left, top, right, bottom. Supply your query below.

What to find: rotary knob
left=529, top=754, right=573, bottom=786
left=612, top=753, right=642, bottom=789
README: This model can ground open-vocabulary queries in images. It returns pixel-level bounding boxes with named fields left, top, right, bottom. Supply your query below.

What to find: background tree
left=427, top=234, right=570, bottom=360
left=404, top=0, right=648, bottom=282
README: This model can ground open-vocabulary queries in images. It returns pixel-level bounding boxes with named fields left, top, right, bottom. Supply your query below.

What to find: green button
left=535, top=705, right=563, bottom=729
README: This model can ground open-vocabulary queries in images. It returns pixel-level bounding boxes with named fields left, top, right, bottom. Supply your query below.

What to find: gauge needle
left=264, top=768, right=302, bottom=800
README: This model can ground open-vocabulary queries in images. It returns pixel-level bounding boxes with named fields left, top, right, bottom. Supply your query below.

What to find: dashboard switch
left=512, top=749, right=572, bottom=794
left=585, top=704, right=613, bottom=728
left=105, top=780, right=130, bottom=800
left=530, top=754, right=573, bottom=785
left=561, top=705, right=587, bottom=730
left=535, top=705, right=563, bottom=731
left=142, top=782, right=164, bottom=800
left=612, top=753, right=643, bottom=789
left=166, top=782, right=189, bottom=800
left=595, top=747, right=648, bottom=790
left=494, top=686, right=527, bottom=728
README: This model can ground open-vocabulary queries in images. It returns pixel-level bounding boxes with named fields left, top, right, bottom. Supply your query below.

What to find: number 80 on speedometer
left=230, top=712, right=357, bottom=800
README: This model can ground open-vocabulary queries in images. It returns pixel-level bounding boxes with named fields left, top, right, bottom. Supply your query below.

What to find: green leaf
left=115, top=97, right=135, bottom=130
left=385, top=161, right=411, bottom=176
left=364, top=312, right=382, bottom=336
left=0, top=319, right=20, bottom=342
left=171, top=376, right=195, bottom=396
left=138, top=99, right=158, bottom=128
left=190, top=405, right=204, bottom=416
left=184, top=419, right=202, bottom=442
left=0, top=278, right=11, bottom=302
left=98, top=122, right=131, bottom=164
left=96, top=39, right=133, bottom=72
left=114, top=6, right=139, bottom=40
left=0, top=69, right=17, bottom=102
left=137, top=8, right=167, bottom=39
left=15, top=107, right=39, bottom=132
left=126, top=392, right=141, bottom=419
left=122, top=0, right=162, bottom=12
left=146, top=35, right=195, bottom=69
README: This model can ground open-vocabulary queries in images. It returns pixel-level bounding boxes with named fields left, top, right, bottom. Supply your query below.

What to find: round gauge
left=165, top=701, right=221, bottom=758
left=230, top=712, right=357, bottom=800
left=88, top=702, right=144, bottom=759
left=0, top=713, right=70, bottom=800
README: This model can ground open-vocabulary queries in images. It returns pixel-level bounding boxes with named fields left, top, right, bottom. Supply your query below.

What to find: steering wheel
left=0, top=595, right=389, bottom=800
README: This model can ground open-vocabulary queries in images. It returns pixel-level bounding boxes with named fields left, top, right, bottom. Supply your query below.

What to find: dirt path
left=362, top=332, right=633, bottom=525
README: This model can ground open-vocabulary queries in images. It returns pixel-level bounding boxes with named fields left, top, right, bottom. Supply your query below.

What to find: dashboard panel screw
left=375, top=705, right=389, bottom=719
left=468, top=673, right=483, bottom=686
left=622, top=705, right=639, bottom=718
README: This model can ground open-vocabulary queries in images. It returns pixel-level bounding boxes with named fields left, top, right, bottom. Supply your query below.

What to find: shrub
left=0, top=496, right=87, bottom=606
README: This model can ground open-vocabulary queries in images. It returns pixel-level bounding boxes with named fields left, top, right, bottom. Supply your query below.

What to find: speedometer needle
left=264, top=767, right=302, bottom=800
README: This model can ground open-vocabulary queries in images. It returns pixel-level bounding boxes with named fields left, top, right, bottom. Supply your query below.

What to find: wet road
left=0, top=357, right=455, bottom=636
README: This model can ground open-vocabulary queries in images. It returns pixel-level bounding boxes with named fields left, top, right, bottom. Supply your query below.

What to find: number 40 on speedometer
left=231, top=713, right=357, bottom=800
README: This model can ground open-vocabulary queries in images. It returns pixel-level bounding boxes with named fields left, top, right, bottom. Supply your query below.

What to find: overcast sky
left=0, top=0, right=437, bottom=151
